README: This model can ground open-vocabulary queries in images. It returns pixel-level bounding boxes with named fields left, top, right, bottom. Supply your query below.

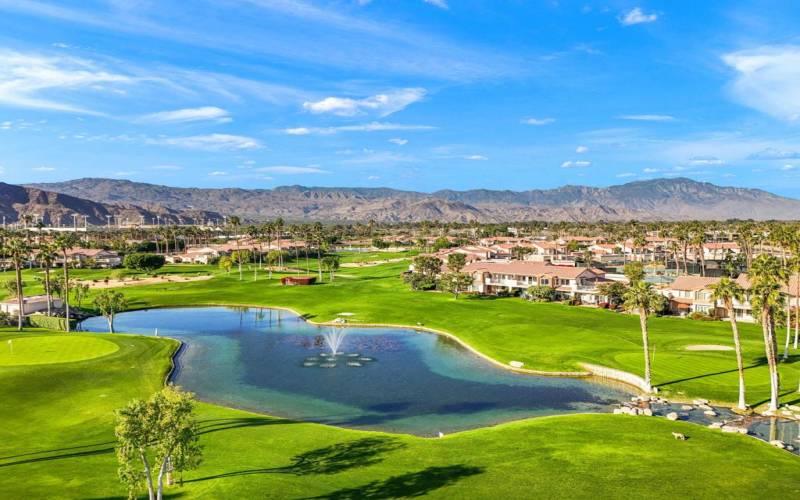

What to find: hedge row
left=28, top=314, right=77, bottom=332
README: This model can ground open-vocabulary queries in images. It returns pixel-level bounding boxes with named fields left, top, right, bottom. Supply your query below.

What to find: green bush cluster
left=28, top=314, right=77, bottom=331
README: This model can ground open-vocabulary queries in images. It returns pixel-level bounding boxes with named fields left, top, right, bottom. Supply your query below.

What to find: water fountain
left=302, top=327, right=375, bottom=369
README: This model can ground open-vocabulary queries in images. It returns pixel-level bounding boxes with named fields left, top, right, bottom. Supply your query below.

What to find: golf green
left=0, top=336, right=119, bottom=366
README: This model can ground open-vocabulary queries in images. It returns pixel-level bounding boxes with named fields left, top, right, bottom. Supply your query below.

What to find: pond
left=80, top=306, right=632, bottom=436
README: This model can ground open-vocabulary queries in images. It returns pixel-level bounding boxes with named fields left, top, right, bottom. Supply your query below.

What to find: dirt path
left=75, top=275, right=213, bottom=289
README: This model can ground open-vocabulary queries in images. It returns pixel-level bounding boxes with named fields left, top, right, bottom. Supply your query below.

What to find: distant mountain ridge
left=25, top=177, right=800, bottom=223
left=0, top=182, right=221, bottom=226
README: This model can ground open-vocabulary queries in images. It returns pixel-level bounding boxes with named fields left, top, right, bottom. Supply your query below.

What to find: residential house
left=462, top=261, right=608, bottom=304
left=56, top=248, right=121, bottom=268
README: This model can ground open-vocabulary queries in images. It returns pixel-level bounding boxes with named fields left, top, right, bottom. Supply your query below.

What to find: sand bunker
left=684, top=344, right=734, bottom=351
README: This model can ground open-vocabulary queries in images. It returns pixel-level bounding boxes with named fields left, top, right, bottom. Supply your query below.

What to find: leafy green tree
left=218, top=256, right=232, bottom=274
left=93, top=289, right=128, bottom=333
left=623, top=261, right=645, bottom=283
left=412, top=256, right=442, bottom=278
left=446, top=253, right=467, bottom=273
left=439, top=272, right=473, bottom=299
left=597, top=281, right=627, bottom=308
left=72, top=283, right=91, bottom=309
left=526, top=284, right=556, bottom=302
left=432, top=237, right=453, bottom=252
left=124, top=253, right=166, bottom=273
left=321, top=255, right=340, bottom=282
left=709, top=277, right=748, bottom=410
left=115, top=386, right=202, bottom=500
left=624, top=280, right=662, bottom=392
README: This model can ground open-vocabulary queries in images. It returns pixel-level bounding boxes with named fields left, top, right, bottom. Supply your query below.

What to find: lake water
left=80, top=306, right=632, bottom=435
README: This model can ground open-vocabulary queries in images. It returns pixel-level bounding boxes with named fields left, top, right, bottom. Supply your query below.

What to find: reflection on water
left=81, top=306, right=631, bottom=435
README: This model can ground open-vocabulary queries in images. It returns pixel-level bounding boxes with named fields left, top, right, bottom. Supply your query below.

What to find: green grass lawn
left=49, top=261, right=798, bottom=408
left=0, top=330, right=797, bottom=499
left=2, top=260, right=799, bottom=409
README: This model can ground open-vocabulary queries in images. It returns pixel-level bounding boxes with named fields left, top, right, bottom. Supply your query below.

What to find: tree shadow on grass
left=197, top=417, right=299, bottom=436
left=303, top=464, right=485, bottom=499
left=657, top=360, right=766, bottom=387
left=186, top=437, right=405, bottom=483
left=0, top=446, right=114, bottom=468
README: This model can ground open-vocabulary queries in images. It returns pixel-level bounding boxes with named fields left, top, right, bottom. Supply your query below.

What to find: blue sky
left=1, top=1, right=800, bottom=195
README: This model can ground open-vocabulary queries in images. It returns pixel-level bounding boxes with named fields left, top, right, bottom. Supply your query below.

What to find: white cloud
left=748, top=147, right=800, bottom=160
left=32, top=166, right=55, bottom=171
left=522, top=117, right=555, bottom=126
left=423, top=0, right=449, bottom=8
left=367, top=175, right=381, bottom=180
left=616, top=172, right=637, bottom=178
left=618, top=114, right=675, bottom=122
left=642, top=167, right=660, bottom=173
left=389, top=138, right=408, bottom=145
left=140, top=106, right=231, bottom=124
left=284, top=127, right=311, bottom=135
left=208, top=171, right=228, bottom=176
left=465, top=155, right=488, bottom=161
left=560, top=160, right=592, bottom=168
left=283, top=122, right=436, bottom=135
left=152, top=133, right=262, bottom=151
left=256, top=166, right=330, bottom=174
left=781, top=164, right=797, bottom=171
left=723, top=46, right=800, bottom=121
left=619, top=7, right=658, bottom=26
left=0, top=121, right=11, bottom=130
left=0, top=49, right=132, bottom=114
left=113, top=170, right=137, bottom=176
left=575, top=145, right=588, bottom=153
left=303, top=88, right=426, bottom=117
left=686, top=156, right=724, bottom=166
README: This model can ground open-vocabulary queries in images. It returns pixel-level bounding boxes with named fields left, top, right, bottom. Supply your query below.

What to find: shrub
left=688, top=311, right=716, bottom=321
left=526, top=284, right=557, bottom=302
left=123, top=253, right=166, bottom=273
left=28, top=314, right=76, bottom=331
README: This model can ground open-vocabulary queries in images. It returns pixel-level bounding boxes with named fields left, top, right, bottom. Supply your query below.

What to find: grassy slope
left=3, top=258, right=799, bottom=407
left=0, top=331, right=797, bottom=499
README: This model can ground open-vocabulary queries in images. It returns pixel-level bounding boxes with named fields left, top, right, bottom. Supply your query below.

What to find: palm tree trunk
left=795, top=273, right=800, bottom=349
left=62, top=252, right=71, bottom=332
left=784, top=299, right=792, bottom=360
left=728, top=306, right=747, bottom=410
left=15, top=262, right=24, bottom=331
left=639, top=310, right=652, bottom=392
left=762, top=309, right=780, bottom=412
left=44, top=266, right=52, bottom=315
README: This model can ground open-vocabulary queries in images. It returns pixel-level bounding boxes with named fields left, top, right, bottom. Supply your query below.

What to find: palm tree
left=313, top=222, right=325, bottom=282
left=749, top=254, right=785, bottom=412
left=5, top=237, right=29, bottom=331
left=54, top=233, right=77, bottom=332
left=623, top=279, right=661, bottom=392
left=37, top=242, right=58, bottom=316
left=710, top=278, right=748, bottom=410
left=228, top=216, right=243, bottom=281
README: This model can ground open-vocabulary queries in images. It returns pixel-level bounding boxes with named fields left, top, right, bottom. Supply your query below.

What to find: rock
left=788, top=405, right=800, bottom=412
left=643, top=408, right=653, bottom=416
left=613, top=408, right=625, bottom=415
left=509, top=361, right=524, bottom=368
left=693, top=399, right=709, bottom=405
left=630, top=397, right=639, bottom=403
left=666, top=412, right=679, bottom=421
left=708, top=422, right=724, bottom=429
left=786, top=445, right=795, bottom=452
left=681, top=405, right=694, bottom=411
left=672, top=432, right=687, bottom=441
left=704, top=410, right=717, bottom=417
left=769, top=440, right=786, bottom=449
left=720, top=425, right=748, bottom=434
left=698, top=404, right=713, bottom=411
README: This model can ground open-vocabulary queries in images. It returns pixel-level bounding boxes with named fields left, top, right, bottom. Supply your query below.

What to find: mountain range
left=0, top=182, right=221, bottom=226
left=14, top=177, right=800, bottom=223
